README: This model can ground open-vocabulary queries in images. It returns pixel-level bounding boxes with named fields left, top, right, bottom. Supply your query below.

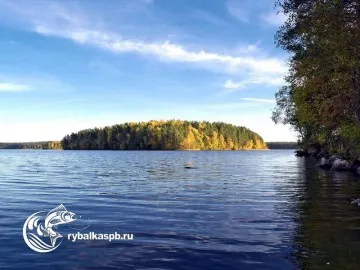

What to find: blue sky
left=0, top=0, right=296, bottom=142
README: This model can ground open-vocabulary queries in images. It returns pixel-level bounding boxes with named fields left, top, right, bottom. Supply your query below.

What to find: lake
left=1, top=150, right=360, bottom=269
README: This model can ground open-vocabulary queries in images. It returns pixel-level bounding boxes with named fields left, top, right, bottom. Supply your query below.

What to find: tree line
left=61, top=120, right=267, bottom=150
left=272, top=0, right=360, bottom=159
left=266, top=142, right=298, bottom=149
left=0, top=141, right=61, bottom=150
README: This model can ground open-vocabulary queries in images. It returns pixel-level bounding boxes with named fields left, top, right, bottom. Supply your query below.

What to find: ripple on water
left=1, top=150, right=359, bottom=269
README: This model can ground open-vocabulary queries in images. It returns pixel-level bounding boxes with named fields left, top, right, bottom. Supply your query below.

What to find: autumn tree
left=61, top=120, right=267, bottom=151
left=273, top=0, right=360, bottom=158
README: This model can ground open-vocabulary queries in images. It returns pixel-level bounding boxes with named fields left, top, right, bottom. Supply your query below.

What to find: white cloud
left=262, top=11, right=287, bottom=26
left=35, top=26, right=286, bottom=77
left=224, top=79, right=246, bottom=90
left=0, top=82, right=31, bottom=92
left=234, top=43, right=261, bottom=55
left=241, top=98, right=276, bottom=104
left=0, top=1, right=296, bottom=142
left=0, top=74, right=73, bottom=93
left=224, top=76, right=284, bottom=90
left=0, top=1, right=287, bottom=79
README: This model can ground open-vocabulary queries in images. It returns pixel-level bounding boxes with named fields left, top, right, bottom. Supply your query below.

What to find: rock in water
left=319, top=157, right=331, bottom=170
left=184, top=162, right=196, bottom=169
left=329, top=155, right=340, bottom=164
left=351, top=198, right=360, bottom=207
left=332, top=159, right=352, bottom=171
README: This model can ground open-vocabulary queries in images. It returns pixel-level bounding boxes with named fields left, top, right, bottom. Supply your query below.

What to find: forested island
left=273, top=0, right=360, bottom=162
left=60, top=120, right=267, bottom=150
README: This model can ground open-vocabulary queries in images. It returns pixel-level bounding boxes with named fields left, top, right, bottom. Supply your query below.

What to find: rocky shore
left=295, top=148, right=360, bottom=175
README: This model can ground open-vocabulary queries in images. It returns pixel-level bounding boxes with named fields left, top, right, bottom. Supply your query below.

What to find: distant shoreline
left=0, top=147, right=293, bottom=151
left=0, top=140, right=297, bottom=151
left=0, top=141, right=61, bottom=150
left=1, top=121, right=299, bottom=151
left=266, top=142, right=298, bottom=150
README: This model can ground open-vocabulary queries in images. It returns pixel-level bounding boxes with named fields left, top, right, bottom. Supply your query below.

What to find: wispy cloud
left=34, top=25, right=286, bottom=77
left=192, top=10, right=230, bottom=27
left=241, top=98, right=276, bottom=104
left=224, top=76, right=284, bottom=90
left=0, top=1, right=287, bottom=94
left=234, top=43, right=261, bottom=55
left=227, top=0, right=249, bottom=23
left=261, top=11, right=287, bottom=26
left=224, top=80, right=246, bottom=90
left=0, top=73, right=73, bottom=93
left=0, top=1, right=286, bottom=79
left=204, top=102, right=260, bottom=110
left=0, top=82, right=31, bottom=92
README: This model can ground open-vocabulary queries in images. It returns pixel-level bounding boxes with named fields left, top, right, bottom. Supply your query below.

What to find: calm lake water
left=1, top=150, right=360, bottom=269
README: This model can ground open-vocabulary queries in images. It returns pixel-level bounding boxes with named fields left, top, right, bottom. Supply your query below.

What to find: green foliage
left=61, top=120, right=267, bottom=150
left=273, top=0, right=360, bottom=159
left=0, top=141, right=61, bottom=150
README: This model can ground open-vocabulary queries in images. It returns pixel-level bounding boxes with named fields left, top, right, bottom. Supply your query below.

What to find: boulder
left=332, top=158, right=352, bottom=171
left=351, top=198, right=360, bottom=206
left=319, top=157, right=331, bottom=170
left=329, top=155, right=341, bottom=165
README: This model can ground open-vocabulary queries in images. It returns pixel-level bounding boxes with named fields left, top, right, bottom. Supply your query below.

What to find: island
left=60, top=120, right=267, bottom=150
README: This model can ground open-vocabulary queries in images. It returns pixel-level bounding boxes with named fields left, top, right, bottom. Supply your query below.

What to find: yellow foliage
left=62, top=120, right=267, bottom=151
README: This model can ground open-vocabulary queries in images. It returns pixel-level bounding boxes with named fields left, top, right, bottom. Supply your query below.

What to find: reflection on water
left=294, top=158, right=360, bottom=270
left=0, top=150, right=359, bottom=269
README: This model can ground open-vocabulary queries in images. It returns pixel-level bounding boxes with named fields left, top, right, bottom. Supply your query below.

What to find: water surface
left=0, top=150, right=359, bottom=269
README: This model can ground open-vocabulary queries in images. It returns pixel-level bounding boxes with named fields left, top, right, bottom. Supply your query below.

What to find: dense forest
left=266, top=142, right=298, bottom=149
left=0, top=141, right=61, bottom=150
left=61, top=120, right=267, bottom=150
left=272, top=0, right=360, bottom=159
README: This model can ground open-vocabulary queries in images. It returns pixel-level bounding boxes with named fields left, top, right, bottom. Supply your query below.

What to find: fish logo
left=23, top=204, right=76, bottom=253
